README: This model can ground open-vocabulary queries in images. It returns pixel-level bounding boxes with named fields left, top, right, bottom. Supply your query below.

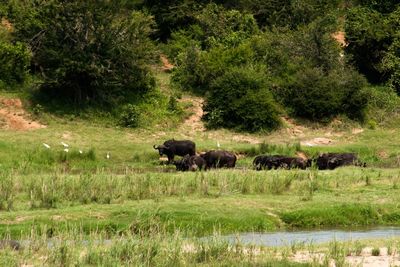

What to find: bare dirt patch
left=292, top=247, right=400, bottom=267
left=1, top=18, right=13, bottom=32
left=332, top=31, right=347, bottom=47
left=179, top=96, right=206, bottom=133
left=0, top=98, right=45, bottom=131
left=160, top=54, right=174, bottom=72
left=301, top=137, right=334, bottom=147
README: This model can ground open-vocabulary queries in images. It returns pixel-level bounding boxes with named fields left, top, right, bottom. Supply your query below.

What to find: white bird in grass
left=61, top=142, right=69, bottom=148
left=43, top=143, right=51, bottom=149
left=217, top=141, right=221, bottom=148
left=106, top=152, right=110, bottom=159
left=79, top=150, right=83, bottom=154
left=64, top=148, right=69, bottom=153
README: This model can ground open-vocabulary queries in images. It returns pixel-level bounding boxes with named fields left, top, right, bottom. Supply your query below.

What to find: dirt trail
left=0, top=98, right=45, bottom=131
left=160, top=54, right=174, bottom=72
left=332, top=31, right=347, bottom=47
left=179, top=96, right=205, bottom=133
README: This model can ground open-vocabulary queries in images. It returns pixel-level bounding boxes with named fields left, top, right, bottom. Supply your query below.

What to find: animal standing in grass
left=314, top=153, right=365, bottom=170
left=173, top=154, right=206, bottom=171
left=200, top=150, right=236, bottom=169
left=253, top=155, right=310, bottom=170
left=153, top=139, right=196, bottom=164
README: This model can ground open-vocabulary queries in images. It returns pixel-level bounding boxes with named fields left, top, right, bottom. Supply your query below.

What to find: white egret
left=61, top=142, right=69, bottom=148
left=43, top=143, right=51, bottom=149
left=64, top=148, right=69, bottom=153
left=106, top=152, right=110, bottom=159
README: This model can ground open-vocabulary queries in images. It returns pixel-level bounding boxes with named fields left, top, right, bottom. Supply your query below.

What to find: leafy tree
left=0, top=41, right=31, bottom=85
left=165, top=3, right=258, bottom=60
left=345, top=6, right=392, bottom=83
left=381, top=7, right=400, bottom=93
left=0, top=14, right=31, bottom=87
left=282, top=67, right=368, bottom=121
left=9, top=0, right=156, bottom=107
left=203, top=67, right=281, bottom=132
left=354, top=0, right=399, bottom=14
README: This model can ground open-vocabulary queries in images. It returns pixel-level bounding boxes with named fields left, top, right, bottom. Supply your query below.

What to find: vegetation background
left=0, top=0, right=400, bottom=266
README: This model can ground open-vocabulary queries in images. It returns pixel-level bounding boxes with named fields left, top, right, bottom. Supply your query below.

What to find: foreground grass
left=0, top=231, right=318, bottom=267
left=2, top=168, right=400, bottom=239
left=2, top=230, right=400, bottom=266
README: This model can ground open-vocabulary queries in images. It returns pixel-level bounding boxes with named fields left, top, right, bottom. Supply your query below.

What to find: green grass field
left=2, top=70, right=400, bottom=266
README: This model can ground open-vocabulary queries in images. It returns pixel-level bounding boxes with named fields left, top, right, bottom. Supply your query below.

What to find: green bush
left=203, top=67, right=281, bottom=132
left=15, top=1, right=156, bottom=107
left=0, top=41, right=30, bottom=85
left=382, top=29, right=400, bottom=93
left=172, top=42, right=255, bottom=93
left=365, top=86, right=400, bottom=124
left=119, top=104, right=141, bottom=128
left=280, top=67, right=368, bottom=121
left=344, top=6, right=395, bottom=84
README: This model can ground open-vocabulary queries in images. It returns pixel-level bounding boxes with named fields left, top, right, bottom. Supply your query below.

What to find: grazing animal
left=314, top=153, right=363, bottom=170
left=173, top=154, right=206, bottom=171
left=253, top=155, right=309, bottom=170
left=153, top=139, right=196, bottom=164
left=200, top=150, right=236, bottom=169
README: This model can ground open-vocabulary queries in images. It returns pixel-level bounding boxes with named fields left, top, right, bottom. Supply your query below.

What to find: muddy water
left=224, top=227, right=400, bottom=247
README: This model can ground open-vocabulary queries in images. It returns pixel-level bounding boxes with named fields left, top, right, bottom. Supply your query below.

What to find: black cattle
left=253, top=155, right=309, bottom=170
left=153, top=139, right=196, bottom=164
left=173, top=154, right=206, bottom=171
left=253, top=155, right=284, bottom=170
left=315, top=153, right=364, bottom=170
left=200, top=150, right=237, bottom=169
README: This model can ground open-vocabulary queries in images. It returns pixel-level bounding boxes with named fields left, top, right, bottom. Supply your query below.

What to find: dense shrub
left=251, top=18, right=369, bottom=122
left=381, top=8, right=400, bottom=93
left=10, top=1, right=156, bottom=107
left=203, top=68, right=281, bottom=132
left=280, top=67, right=368, bottom=121
left=172, top=42, right=255, bottom=93
left=119, top=104, right=141, bottom=128
left=0, top=41, right=30, bottom=86
left=165, top=3, right=258, bottom=61
left=345, top=5, right=400, bottom=86
left=365, top=86, right=400, bottom=124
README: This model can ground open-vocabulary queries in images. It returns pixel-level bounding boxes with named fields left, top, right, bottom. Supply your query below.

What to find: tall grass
left=0, top=230, right=315, bottom=267
left=0, top=167, right=398, bottom=210
left=241, top=142, right=302, bottom=157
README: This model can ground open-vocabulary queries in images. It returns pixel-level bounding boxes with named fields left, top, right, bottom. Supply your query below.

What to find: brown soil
left=292, top=247, right=400, bottom=267
left=332, top=31, right=347, bottom=47
left=1, top=18, right=13, bottom=32
left=160, top=54, right=174, bottom=72
left=0, top=98, right=45, bottom=131
left=179, top=96, right=206, bottom=134
left=301, top=137, right=334, bottom=147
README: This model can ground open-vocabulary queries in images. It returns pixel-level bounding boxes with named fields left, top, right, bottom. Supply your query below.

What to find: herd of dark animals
left=0, top=139, right=365, bottom=251
left=153, top=139, right=366, bottom=171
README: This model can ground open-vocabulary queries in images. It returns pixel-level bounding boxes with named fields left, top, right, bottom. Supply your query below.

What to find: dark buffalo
left=173, top=154, right=206, bottom=171
left=315, top=153, right=364, bottom=170
left=200, top=150, right=237, bottom=169
left=253, top=155, right=284, bottom=170
left=253, top=155, right=310, bottom=170
left=153, top=139, right=196, bottom=164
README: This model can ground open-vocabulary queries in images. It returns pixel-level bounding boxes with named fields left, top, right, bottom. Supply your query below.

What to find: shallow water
left=224, top=227, right=400, bottom=247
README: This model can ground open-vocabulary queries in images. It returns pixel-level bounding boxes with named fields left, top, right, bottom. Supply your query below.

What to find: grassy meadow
left=1, top=71, right=400, bottom=266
